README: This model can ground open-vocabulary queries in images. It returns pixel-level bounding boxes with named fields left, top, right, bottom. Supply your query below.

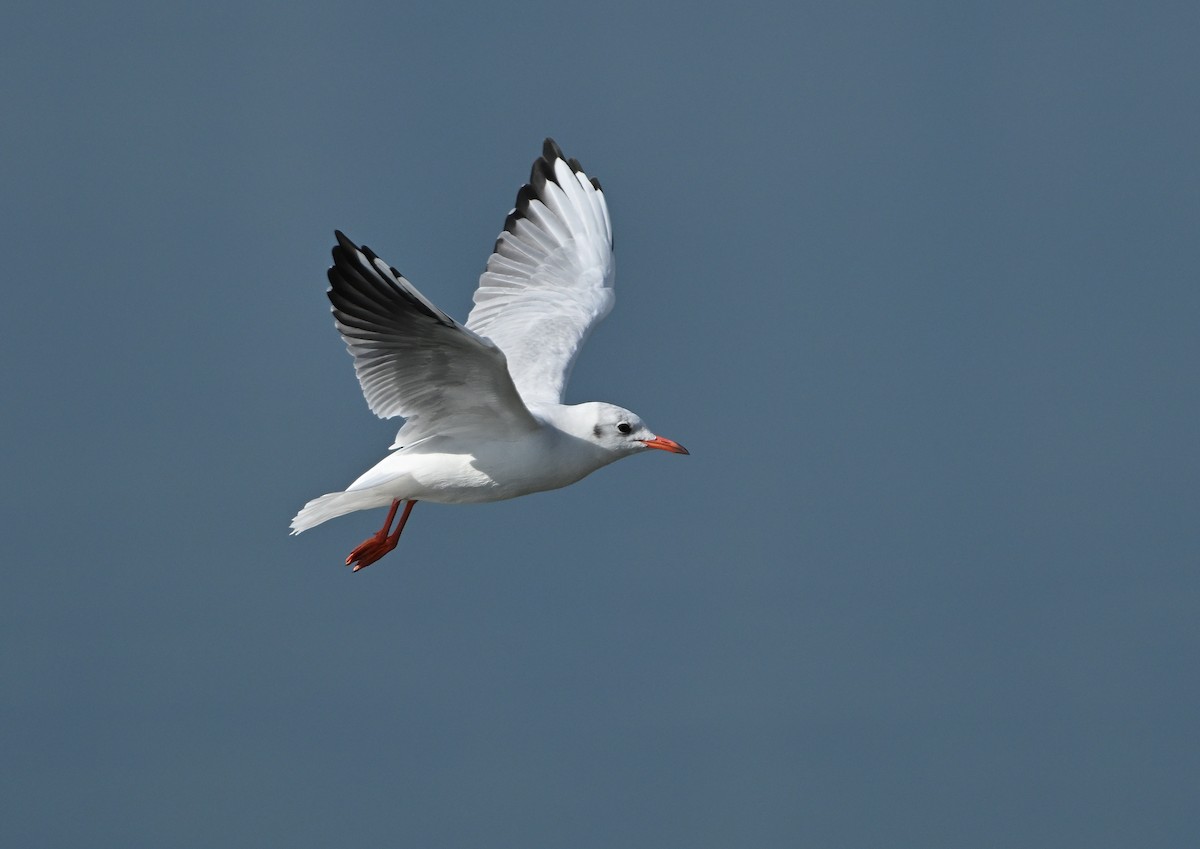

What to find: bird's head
left=573, top=402, right=689, bottom=457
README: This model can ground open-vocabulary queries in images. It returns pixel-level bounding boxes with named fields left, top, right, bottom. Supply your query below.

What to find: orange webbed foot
left=343, top=499, right=416, bottom=573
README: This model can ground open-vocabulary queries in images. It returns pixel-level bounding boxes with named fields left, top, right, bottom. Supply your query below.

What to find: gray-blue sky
left=2, top=1, right=1197, bottom=846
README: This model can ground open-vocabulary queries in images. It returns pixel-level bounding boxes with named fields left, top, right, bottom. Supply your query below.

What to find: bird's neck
left=535, top=403, right=619, bottom=468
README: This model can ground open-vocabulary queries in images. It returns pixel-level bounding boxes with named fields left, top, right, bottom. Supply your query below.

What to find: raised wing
left=466, top=139, right=615, bottom=406
left=326, top=230, right=539, bottom=447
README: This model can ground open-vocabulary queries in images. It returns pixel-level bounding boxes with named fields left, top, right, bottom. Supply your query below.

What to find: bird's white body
left=354, top=404, right=621, bottom=502
left=290, top=140, right=686, bottom=562
left=293, top=404, right=625, bottom=531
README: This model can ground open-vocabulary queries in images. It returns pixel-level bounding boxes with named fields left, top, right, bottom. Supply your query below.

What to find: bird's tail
left=290, top=490, right=394, bottom=535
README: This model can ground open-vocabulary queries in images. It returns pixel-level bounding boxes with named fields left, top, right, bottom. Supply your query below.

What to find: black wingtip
left=332, top=230, right=359, bottom=262
left=529, top=155, right=552, bottom=191
left=542, top=137, right=564, bottom=162
left=325, top=231, right=452, bottom=328
left=332, top=230, right=389, bottom=272
left=539, top=139, right=598, bottom=190
left=495, top=139, right=603, bottom=247
left=507, top=184, right=538, bottom=232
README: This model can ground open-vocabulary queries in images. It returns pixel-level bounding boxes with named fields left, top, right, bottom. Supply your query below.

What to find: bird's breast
left=461, top=429, right=603, bottom=499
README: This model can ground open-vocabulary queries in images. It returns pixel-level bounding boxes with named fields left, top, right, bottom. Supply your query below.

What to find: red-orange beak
left=640, top=435, right=689, bottom=455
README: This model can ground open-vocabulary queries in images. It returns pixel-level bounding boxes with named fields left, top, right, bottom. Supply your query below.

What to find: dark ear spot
left=593, top=425, right=602, bottom=438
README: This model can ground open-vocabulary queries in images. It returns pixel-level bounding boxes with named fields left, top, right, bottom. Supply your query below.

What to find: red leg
left=345, top=499, right=418, bottom=572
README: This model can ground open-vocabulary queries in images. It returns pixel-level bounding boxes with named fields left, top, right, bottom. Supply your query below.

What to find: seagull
left=291, top=139, right=688, bottom=571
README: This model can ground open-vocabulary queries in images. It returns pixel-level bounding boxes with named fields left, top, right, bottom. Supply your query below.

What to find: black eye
left=616, top=422, right=632, bottom=435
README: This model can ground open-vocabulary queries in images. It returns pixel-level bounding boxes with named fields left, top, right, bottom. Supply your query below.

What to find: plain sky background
left=2, top=1, right=1197, bottom=846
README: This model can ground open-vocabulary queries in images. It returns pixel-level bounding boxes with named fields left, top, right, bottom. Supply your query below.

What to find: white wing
left=326, top=230, right=538, bottom=447
left=466, top=139, right=615, bottom=406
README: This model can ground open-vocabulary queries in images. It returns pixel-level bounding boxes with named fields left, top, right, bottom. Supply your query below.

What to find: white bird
left=291, top=139, right=688, bottom=571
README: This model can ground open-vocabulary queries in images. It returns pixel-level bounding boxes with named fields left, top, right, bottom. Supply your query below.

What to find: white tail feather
left=290, top=490, right=394, bottom=535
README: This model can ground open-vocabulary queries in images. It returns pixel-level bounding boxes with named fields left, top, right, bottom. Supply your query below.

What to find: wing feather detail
left=327, top=230, right=538, bottom=447
left=466, top=139, right=615, bottom=406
